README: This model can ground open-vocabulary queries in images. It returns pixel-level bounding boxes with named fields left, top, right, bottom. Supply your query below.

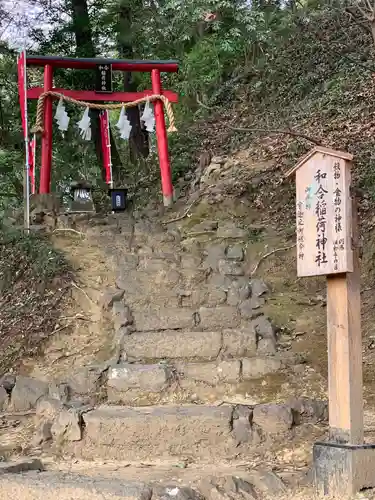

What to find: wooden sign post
left=288, top=146, right=375, bottom=498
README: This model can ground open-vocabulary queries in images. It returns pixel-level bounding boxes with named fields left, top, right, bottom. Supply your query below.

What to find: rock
left=117, top=253, right=139, bottom=272
left=112, top=302, right=133, bottom=330
left=181, top=255, right=203, bottom=269
left=288, top=398, right=328, bottom=424
left=217, top=223, right=247, bottom=239
left=250, top=296, right=265, bottom=309
left=33, top=421, right=53, bottom=445
left=161, top=269, right=181, bottom=286
left=226, top=288, right=240, bottom=306
left=134, top=220, right=164, bottom=239
left=35, top=397, right=64, bottom=425
left=51, top=407, right=82, bottom=442
left=191, top=221, right=218, bottom=232
left=257, top=338, right=277, bottom=355
left=218, top=259, right=244, bottom=276
left=156, top=486, right=204, bottom=500
left=242, top=357, right=282, bottom=378
left=49, top=382, right=70, bottom=403
left=226, top=245, right=244, bottom=261
left=211, top=156, right=226, bottom=165
left=0, top=387, right=8, bottom=411
left=226, top=280, right=250, bottom=306
left=208, top=274, right=232, bottom=292
left=112, top=326, right=132, bottom=362
left=292, top=364, right=306, bottom=374
left=151, top=252, right=181, bottom=265
left=232, top=406, right=253, bottom=445
left=138, top=257, right=170, bottom=273
left=100, top=287, right=125, bottom=309
left=116, top=271, right=146, bottom=295
left=222, top=328, right=257, bottom=357
left=0, top=373, right=16, bottom=393
left=182, top=360, right=240, bottom=385
left=198, top=306, right=240, bottom=329
left=232, top=477, right=259, bottom=500
left=238, top=282, right=251, bottom=300
left=199, top=475, right=258, bottom=500
left=107, top=363, right=171, bottom=403
left=123, top=330, right=222, bottom=361
left=251, top=315, right=276, bottom=339
left=244, top=469, right=287, bottom=495
left=233, top=405, right=252, bottom=420
left=67, top=366, right=106, bottom=396
left=278, top=351, right=305, bottom=365
left=0, top=458, right=44, bottom=475
left=10, top=376, right=49, bottom=411
left=206, top=288, right=227, bottom=307
left=253, top=403, right=293, bottom=433
left=133, top=307, right=195, bottom=331
left=201, top=163, right=222, bottom=183
left=250, top=279, right=269, bottom=297
left=183, top=269, right=209, bottom=287
left=238, top=300, right=255, bottom=319
left=203, top=244, right=226, bottom=271
left=34, top=397, right=66, bottom=446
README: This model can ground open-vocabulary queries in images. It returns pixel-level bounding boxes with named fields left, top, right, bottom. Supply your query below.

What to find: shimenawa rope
left=31, top=91, right=177, bottom=134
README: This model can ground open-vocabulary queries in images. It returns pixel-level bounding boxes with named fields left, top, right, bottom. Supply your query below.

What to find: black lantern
left=108, top=188, right=128, bottom=212
left=70, top=180, right=95, bottom=213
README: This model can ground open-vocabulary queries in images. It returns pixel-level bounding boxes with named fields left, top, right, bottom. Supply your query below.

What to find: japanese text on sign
left=295, top=153, right=353, bottom=277
left=95, top=64, right=113, bottom=93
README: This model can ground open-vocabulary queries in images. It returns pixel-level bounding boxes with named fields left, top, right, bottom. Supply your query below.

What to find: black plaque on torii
left=95, top=63, right=113, bottom=93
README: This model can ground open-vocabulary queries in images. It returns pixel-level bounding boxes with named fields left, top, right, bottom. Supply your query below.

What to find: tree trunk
left=70, top=0, right=95, bottom=57
left=117, top=0, right=149, bottom=161
left=70, top=0, right=122, bottom=181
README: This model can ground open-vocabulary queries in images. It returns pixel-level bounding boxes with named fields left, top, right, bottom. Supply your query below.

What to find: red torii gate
left=25, top=55, right=179, bottom=206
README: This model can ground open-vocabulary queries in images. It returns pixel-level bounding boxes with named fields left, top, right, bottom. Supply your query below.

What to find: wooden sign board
left=289, top=147, right=354, bottom=277
left=95, top=64, right=113, bottom=93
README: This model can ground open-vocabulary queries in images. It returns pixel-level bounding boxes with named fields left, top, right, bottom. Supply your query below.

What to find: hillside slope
left=3, top=6, right=375, bottom=498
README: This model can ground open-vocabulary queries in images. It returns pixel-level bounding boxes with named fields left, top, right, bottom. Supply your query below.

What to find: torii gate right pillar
left=40, top=64, right=53, bottom=194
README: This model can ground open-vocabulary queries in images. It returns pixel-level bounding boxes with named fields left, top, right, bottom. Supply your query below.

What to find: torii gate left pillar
left=26, top=55, right=179, bottom=206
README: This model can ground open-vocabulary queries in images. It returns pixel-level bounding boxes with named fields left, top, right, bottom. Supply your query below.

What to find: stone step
left=67, top=404, right=235, bottom=461
left=0, top=471, right=154, bottom=500
left=106, top=358, right=289, bottom=405
left=123, top=327, right=278, bottom=362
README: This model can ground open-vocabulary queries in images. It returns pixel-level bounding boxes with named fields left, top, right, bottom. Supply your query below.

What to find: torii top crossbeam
left=26, top=55, right=179, bottom=73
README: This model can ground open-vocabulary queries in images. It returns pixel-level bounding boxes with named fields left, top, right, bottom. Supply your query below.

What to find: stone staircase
left=58, top=216, right=324, bottom=463
left=0, top=214, right=327, bottom=498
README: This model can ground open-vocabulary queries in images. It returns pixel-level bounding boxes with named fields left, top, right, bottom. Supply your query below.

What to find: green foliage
left=2, top=0, right=375, bottom=208
left=0, top=47, right=25, bottom=214
left=168, top=126, right=200, bottom=182
left=0, top=224, right=71, bottom=371
left=0, top=225, right=69, bottom=286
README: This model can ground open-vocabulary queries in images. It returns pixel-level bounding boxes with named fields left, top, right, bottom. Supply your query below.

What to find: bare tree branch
left=356, top=2, right=373, bottom=20
left=364, top=0, right=374, bottom=16
left=228, top=125, right=323, bottom=145
left=345, top=6, right=372, bottom=33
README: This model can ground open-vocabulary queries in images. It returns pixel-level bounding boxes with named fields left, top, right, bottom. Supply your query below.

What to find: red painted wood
left=40, top=65, right=53, bottom=194
left=27, top=87, right=179, bottom=103
left=151, top=69, right=173, bottom=205
left=26, top=55, right=178, bottom=73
